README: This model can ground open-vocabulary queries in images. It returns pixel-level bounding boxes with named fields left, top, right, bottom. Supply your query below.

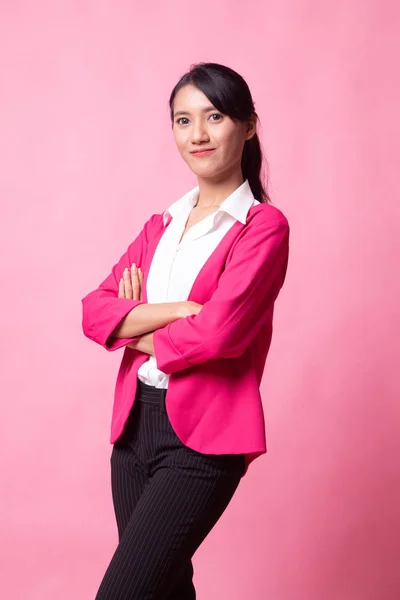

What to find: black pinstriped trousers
left=94, top=377, right=246, bottom=600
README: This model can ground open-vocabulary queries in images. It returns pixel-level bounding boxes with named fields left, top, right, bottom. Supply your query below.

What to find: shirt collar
left=162, top=179, right=256, bottom=227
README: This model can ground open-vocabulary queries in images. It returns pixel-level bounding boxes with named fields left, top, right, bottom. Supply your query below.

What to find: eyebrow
left=173, top=105, right=217, bottom=118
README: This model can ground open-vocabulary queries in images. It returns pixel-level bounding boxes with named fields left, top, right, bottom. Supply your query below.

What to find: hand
left=119, top=265, right=202, bottom=318
left=176, top=300, right=203, bottom=318
left=127, top=330, right=154, bottom=354
left=118, top=263, right=143, bottom=301
left=118, top=263, right=146, bottom=351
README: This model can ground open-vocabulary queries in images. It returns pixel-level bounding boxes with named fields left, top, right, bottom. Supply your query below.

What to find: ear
left=244, top=113, right=258, bottom=141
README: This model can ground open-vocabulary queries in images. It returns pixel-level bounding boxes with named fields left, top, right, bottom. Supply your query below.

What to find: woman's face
left=172, top=84, right=255, bottom=180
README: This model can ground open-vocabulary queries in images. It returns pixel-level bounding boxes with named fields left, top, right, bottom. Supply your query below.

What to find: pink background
left=1, top=1, right=399, bottom=599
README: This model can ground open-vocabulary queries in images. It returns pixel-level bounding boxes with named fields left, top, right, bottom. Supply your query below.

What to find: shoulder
left=247, top=202, right=289, bottom=230
left=141, top=212, right=165, bottom=235
left=144, top=212, right=164, bottom=226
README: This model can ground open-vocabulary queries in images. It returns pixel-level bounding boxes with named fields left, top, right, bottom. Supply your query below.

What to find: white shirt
left=137, top=179, right=260, bottom=388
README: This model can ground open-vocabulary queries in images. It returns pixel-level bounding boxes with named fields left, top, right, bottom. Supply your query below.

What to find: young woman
left=82, top=61, right=290, bottom=600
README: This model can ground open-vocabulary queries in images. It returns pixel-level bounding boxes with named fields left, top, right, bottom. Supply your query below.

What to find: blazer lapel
left=187, top=220, right=245, bottom=303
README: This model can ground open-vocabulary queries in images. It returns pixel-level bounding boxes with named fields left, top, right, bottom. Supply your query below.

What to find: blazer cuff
left=105, top=333, right=141, bottom=351
left=84, top=298, right=145, bottom=352
left=153, top=324, right=192, bottom=373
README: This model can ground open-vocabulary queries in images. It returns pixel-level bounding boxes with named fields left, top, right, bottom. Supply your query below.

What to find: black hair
left=169, top=62, right=271, bottom=204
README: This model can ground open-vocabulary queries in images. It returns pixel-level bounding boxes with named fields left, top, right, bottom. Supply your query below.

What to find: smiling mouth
left=190, top=149, right=216, bottom=156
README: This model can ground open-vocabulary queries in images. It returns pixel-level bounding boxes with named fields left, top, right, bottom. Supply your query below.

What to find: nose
left=190, top=119, right=210, bottom=144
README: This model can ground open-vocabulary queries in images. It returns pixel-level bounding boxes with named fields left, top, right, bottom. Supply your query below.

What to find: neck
left=195, top=172, right=245, bottom=209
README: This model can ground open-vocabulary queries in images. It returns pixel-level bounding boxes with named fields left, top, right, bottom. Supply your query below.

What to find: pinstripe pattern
left=95, top=378, right=245, bottom=599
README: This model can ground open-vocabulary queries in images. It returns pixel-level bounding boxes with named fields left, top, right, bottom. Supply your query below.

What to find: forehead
left=173, top=84, right=216, bottom=114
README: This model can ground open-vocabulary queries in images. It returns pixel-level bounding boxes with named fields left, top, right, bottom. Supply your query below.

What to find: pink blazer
left=81, top=203, right=290, bottom=474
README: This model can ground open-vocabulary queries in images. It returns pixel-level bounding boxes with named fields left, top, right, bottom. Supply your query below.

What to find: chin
left=193, top=170, right=217, bottom=180
left=190, top=163, right=220, bottom=176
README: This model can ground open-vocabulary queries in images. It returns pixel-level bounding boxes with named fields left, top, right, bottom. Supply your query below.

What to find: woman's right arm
left=109, top=302, right=184, bottom=339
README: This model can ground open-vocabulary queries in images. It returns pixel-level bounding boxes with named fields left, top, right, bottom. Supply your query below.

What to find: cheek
left=174, top=133, right=189, bottom=156
left=217, top=126, right=241, bottom=152
left=219, top=139, right=242, bottom=164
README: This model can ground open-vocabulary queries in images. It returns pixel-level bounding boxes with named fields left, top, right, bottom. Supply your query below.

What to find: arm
left=81, top=214, right=153, bottom=351
left=110, top=302, right=183, bottom=339
left=153, top=214, right=290, bottom=373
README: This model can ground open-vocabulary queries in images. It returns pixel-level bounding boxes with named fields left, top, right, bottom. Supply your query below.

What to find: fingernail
left=132, top=263, right=136, bottom=270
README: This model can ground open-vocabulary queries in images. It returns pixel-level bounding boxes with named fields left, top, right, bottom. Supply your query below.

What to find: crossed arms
left=81, top=212, right=290, bottom=374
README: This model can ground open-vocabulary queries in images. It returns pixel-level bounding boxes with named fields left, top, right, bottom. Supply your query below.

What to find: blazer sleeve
left=81, top=214, right=156, bottom=351
left=153, top=214, right=290, bottom=373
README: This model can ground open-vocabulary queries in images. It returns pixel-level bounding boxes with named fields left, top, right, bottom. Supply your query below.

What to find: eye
left=175, top=113, right=223, bottom=125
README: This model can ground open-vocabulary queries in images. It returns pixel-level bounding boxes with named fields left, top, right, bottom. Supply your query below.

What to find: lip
left=190, top=148, right=216, bottom=156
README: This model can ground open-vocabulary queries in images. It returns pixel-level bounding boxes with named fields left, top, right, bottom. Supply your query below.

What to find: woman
left=82, top=62, right=290, bottom=600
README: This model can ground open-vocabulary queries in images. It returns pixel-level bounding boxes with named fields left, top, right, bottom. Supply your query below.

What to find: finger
left=131, top=263, right=140, bottom=301
left=123, top=267, right=133, bottom=299
left=118, top=277, right=125, bottom=298
left=138, top=267, right=143, bottom=301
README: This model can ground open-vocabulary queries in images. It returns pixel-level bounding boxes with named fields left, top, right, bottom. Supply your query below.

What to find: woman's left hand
left=127, top=331, right=155, bottom=354
left=118, top=264, right=155, bottom=355
left=118, top=263, right=143, bottom=301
